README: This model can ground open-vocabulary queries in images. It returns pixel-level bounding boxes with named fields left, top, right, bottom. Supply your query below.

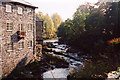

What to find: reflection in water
left=43, top=39, right=85, bottom=79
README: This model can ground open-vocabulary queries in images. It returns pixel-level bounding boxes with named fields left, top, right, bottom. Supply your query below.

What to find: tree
left=36, top=12, right=46, bottom=38
left=105, top=2, right=119, bottom=38
left=57, top=2, right=120, bottom=77
left=57, top=2, right=120, bottom=53
left=45, top=14, right=55, bottom=38
left=36, top=12, right=56, bottom=39
left=52, top=13, right=62, bottom=31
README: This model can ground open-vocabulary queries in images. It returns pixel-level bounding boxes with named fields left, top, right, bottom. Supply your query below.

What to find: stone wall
left=35, top=19, right=43, bottom=61
left=0, top=1, right=3, bottom=78
left=0, top=2, right=36, bottom=77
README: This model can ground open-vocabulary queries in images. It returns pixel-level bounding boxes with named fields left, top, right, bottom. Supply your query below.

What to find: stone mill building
left=0, top=0, right=43, bottom=78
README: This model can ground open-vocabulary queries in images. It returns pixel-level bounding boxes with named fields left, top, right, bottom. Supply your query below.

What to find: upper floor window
left=28, top=24, right=32, bottom=31
left=27, top=9, right=33, bottom=15
left=0, top=44, right=1, bottom=53
left=6, top=4, right=12, bottom=12
left=7, top=23, right=13, bottom=31
left=28, top=41, right=32, bottom=48
left=19, top=24, right=24, bottom=31
left=18, top=42, right=24, bottom=49
left=0, top=19, right=2, bottom=33
left=18, top=7, right=23, bottom=14
left=7, top=43, right=13, bottom=52
left=0, top=2, right=2, bottom=6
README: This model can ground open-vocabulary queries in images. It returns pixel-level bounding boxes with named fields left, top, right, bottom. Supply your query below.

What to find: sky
left=26, top=0, right=98, bottom=21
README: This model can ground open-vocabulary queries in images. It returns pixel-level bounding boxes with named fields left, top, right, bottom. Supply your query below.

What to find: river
left=43, top=39, right=88, bottom=79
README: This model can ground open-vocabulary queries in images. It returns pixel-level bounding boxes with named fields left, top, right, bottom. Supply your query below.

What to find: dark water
left=43, top=39, right=87, bottom=79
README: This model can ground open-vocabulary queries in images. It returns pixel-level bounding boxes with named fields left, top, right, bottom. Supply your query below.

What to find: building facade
left=0, top=0, right=42, bottom=77
left=35, top=16, right=43, bottom=61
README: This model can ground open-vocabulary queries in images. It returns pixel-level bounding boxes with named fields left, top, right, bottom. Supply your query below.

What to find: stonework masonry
left=0, top=1, right=42, bottom=78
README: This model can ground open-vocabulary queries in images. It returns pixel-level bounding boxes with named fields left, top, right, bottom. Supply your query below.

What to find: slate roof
left=0, top=0, right=37, bottom=8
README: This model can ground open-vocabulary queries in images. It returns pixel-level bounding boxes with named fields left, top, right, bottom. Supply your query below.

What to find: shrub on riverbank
left=68, top=61, right=116, bottom=79
left=67, top=42, right=120, bottom=79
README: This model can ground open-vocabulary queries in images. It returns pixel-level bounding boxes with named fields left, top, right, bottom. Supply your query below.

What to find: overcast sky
left=25, top=0, right=98, bottom=21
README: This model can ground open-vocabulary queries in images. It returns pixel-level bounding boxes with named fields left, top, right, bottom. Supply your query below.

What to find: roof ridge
left=0, top=0, right=38, bottom=8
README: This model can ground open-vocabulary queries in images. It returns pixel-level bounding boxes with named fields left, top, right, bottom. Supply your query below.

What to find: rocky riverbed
left=42, top=39, right=89, bottom=79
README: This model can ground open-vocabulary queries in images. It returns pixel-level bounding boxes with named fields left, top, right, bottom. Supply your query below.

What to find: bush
left=68, top=61, right=116, bottom=79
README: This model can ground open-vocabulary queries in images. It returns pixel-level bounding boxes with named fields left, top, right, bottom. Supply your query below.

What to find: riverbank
left=68, top=60, right=116, bottom=79
left=2, top=52, right=69, bottom=79
left=59, top=39, right=120, bottom=79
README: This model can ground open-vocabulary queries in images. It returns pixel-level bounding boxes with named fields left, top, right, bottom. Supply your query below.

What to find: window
left=7, top=23, right=13, bottom=31
left=28, top=24, right=32, bottom=31
left=0, top=44, right=1, bottom=53
left=27, top=9, right=33, bottom=15
left=28, top=41, right=32, bottom=48
left=7, top=43, right=13, bottom=52
left=0, top=19, right=2, bottom=33
left=18, top=42, right=24, bottom=49
left=0, top=2, right=2, bottom=6
left=18, top=7, right=22, bottom=14
left=19, top=24, right=24, bottom=31
left=6, top=4, right=12, bottom=12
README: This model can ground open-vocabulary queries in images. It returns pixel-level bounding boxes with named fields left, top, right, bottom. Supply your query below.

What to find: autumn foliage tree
left=36, top=12, right=61, bottom=39
left=52, top=13, right=62, bottom=32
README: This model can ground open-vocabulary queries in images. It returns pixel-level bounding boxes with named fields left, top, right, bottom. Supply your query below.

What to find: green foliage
left=58, top=2, right=120, bottom=53
left=58, top=2, right=120, bottom=73
left=57, top=19, right=74, bottom=41
left=105, top=2, right=119, bottom=38
left=57, top=4, right=91, bottom=43
left=69, top=61, right=115, bottom=79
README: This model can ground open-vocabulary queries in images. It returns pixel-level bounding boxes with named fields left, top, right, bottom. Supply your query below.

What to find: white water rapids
left=43, top=39, right=86, bottom=79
